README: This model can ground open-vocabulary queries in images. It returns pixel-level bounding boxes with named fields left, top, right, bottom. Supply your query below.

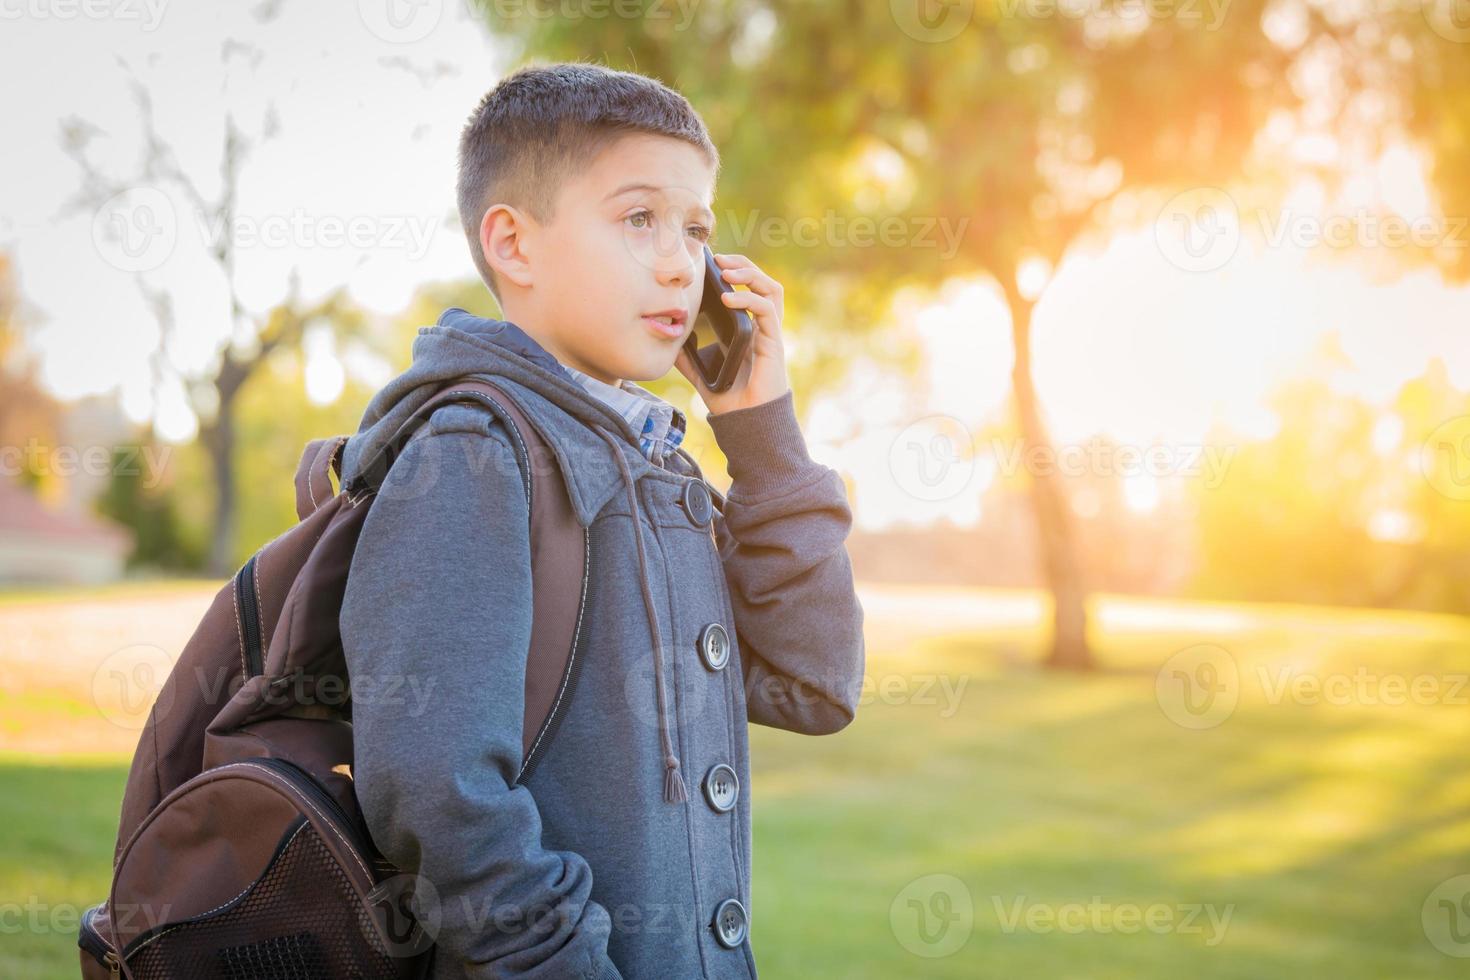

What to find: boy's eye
left=626, top=209, right=712, bottom=244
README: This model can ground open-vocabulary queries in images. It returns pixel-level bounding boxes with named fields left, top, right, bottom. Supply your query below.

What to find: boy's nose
left=652, top=245, right=697, bottom=288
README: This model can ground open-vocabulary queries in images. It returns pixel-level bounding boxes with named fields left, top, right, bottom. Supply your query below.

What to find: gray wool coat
left=337, top=313, right=866, bottom=979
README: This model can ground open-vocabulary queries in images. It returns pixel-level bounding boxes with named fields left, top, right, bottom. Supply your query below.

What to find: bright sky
left=811, top=203, right=1470, bottom=532
left=3, top=1, right=507, bottom=423
left=4, top=5, right=1468, bottom=533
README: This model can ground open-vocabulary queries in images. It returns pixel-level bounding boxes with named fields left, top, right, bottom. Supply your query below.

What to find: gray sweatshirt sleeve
left=340, top=407, right=623, bottom=980
left=705, top=389, right=867, bottom=735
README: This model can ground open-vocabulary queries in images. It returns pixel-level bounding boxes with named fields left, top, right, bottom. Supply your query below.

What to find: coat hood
left=340, top=309, right=664, bottom=527
left=339, top=308, right=696, bottom=804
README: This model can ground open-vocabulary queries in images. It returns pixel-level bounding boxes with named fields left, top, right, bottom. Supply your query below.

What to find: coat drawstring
left=594, top=428, right=687, bottom=804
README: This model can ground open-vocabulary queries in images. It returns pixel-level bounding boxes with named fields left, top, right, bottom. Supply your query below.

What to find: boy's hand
left=674, top=253, right=791, bottom=416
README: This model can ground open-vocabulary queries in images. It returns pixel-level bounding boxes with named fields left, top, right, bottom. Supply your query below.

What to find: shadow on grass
left=1, top=757, right=128, bottom=978
left=747, top=624, right=1470, bottom=979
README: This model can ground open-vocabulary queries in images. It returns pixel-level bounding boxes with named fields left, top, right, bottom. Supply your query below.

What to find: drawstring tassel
left=664, top=756, right=687, bottom=804
left=596, top=426, right=691, bottom=808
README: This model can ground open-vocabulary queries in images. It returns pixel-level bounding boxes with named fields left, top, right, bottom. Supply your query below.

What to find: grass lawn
left=4, top=581, right=1469, bottom=978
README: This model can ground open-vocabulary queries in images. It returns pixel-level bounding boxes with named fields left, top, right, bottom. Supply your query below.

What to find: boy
left=338, top=62, right=865, bottom=979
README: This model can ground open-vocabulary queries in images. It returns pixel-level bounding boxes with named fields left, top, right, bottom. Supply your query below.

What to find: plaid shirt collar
left=560, top=365, right=687, bottom=465
left=436, top=310, right=688, bottom=465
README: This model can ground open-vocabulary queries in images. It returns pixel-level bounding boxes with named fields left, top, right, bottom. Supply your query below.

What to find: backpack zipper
left=78, top=905, right=119, bottom=976
left=245, top=757, right=371, bottom=855
left=235, top=552, right=264, bottom=677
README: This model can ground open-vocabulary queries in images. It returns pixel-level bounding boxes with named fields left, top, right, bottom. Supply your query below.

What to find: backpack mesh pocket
left=126, top=818, right=403, bottom=980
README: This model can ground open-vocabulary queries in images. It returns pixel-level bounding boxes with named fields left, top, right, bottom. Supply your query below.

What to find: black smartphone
left=682, top=245, right=754, bottom=393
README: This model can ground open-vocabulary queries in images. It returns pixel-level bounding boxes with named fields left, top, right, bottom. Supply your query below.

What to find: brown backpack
left=78, top=375, right=588, bottom=980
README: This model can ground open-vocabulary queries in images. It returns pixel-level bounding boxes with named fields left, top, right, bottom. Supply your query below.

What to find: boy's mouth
left=642, top=308, right=688, bottom=340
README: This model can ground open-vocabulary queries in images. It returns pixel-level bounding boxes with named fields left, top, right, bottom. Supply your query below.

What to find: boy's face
left=509, top=132, right=717, bottom=386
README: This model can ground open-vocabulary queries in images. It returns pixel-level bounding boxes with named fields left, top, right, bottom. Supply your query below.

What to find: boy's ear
left=480, top=204, right=535, bottom=289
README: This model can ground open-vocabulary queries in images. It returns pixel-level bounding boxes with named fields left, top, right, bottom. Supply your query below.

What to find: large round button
left=697, top=623, right=730, bottom=672
left=703, top=763, right=739, bottom=813
left=681, top=480, right=713, bottom=527
left=712, top=898, right=748, bottom=949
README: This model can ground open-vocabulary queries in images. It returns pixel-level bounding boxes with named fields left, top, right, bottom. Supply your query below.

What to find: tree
left=59, top=58, right=357, bottom=577
left=474, top=3, right=1312, bottom=668
left=477, top=2, right=1470, bottom=667
left=0, top=252, right=65, bottom=494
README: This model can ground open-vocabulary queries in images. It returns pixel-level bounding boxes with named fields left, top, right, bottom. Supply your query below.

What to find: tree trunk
left=201, top=395, right=238, bottom=579
left=1003, top=284, right=1093, bottom=670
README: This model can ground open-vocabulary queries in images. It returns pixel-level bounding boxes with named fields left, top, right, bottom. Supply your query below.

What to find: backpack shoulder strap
left=334, top=375, right=587, bottom=774
left=474, top=381, right=589, bottom=776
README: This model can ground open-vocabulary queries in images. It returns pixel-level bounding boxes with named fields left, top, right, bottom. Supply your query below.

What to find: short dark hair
left=457, top=61, right=720, bottom=300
